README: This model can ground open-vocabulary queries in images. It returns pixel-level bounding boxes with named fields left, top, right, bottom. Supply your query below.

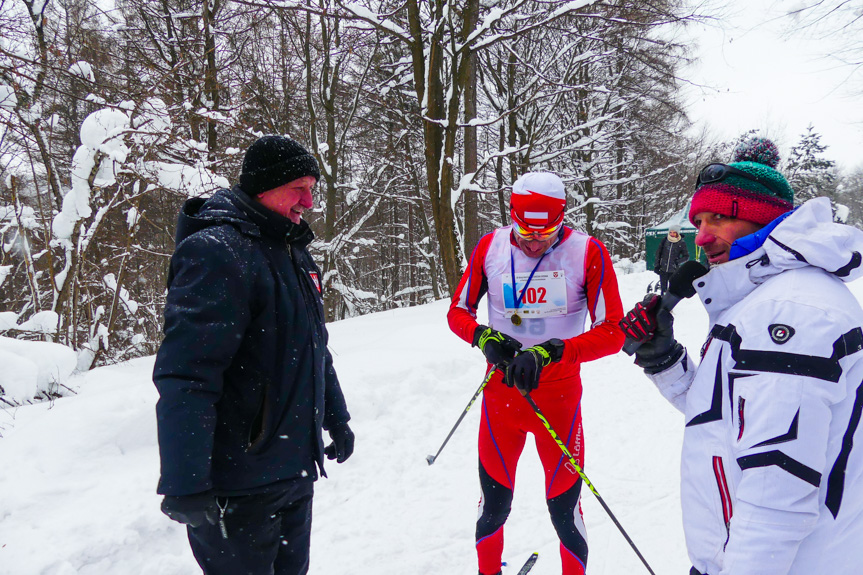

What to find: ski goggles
left=512, top=220, right=562, bottom=241
left=696, top=163, right=784, bottom=198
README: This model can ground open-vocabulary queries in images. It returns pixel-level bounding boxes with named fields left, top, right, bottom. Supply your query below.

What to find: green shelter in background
left=645, top=203, right=708, bottom=270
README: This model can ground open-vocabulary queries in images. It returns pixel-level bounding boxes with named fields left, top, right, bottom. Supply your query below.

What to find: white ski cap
left=512, top=172, right=566, bottom=200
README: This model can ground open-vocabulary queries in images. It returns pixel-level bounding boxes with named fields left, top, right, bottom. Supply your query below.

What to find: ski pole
left=521, top=392, right=658, bottom=575
left=426, top=365, right=496, bottom=465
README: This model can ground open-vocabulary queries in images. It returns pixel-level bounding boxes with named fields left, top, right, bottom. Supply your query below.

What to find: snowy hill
left=5, top=268, right=849, bottom=575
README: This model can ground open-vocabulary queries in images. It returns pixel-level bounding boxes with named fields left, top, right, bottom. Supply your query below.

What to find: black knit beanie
left=239, top=135, right=321, bottom=196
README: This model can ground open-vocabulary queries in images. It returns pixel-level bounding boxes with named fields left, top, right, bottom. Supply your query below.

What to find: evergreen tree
left=786, top=124, right=837, bottom=204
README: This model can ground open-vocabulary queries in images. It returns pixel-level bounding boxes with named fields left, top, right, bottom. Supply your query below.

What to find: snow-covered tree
left=0, top=0, right=712, bottom=389
left=786, top=124, right=837, bottom=204
left=835, top=165, right=863, bottom=230
left=459, top=0, right=696, bottom=260
left=1, top=0, right=228, bottom=378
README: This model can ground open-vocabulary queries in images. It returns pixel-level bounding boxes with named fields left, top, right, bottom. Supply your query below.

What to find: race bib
left=501, top=270, right=567, bottom=319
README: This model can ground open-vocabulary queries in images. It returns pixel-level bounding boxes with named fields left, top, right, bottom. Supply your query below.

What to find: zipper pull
left=285, top=236, right=293, bottom=259
left=746, top=253, right=769, bottom=268
left=217, top=497, right=229, bottom=539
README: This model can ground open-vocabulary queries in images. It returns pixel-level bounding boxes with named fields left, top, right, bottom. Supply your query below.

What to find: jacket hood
left=175, top=186, right=313, bottom=246
left=696, top=197, right=863, bottom=317
left=759, top=197, right=863, bottom=280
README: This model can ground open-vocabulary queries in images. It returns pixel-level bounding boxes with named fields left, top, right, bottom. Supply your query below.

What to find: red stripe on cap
left=689, top=184, right=793, bottom=227
left=511, top=191, right=565, bottom=230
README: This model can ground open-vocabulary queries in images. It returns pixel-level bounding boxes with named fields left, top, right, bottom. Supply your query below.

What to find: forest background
left=1, top=0, right=862, bottom=402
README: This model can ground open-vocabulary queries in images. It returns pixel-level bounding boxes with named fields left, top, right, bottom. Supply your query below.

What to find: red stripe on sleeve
left=561, top=237, right=625, bottom=365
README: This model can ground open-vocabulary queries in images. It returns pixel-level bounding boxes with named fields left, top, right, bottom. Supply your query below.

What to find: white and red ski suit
left=448, top=225, right=624, bottom=575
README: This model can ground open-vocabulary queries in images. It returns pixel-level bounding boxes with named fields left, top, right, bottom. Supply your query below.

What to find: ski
left=515, top=552, right=539, bottom=575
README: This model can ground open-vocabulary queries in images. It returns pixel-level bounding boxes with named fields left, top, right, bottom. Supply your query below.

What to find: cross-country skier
left=448, top=172, right=625, bottom=575
left=621, top=136, right=863, bottom=575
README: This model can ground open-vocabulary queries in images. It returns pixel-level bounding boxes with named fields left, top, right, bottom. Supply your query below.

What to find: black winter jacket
left=654, top=236, right=689, bottom=275
left=154, top=186, right=350, bottom=496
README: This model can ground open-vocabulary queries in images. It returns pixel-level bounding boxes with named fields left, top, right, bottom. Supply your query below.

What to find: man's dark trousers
left=187, top=480, right=314, bottom=575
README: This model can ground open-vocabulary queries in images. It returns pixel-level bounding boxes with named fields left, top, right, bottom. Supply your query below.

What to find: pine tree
left=786, top=124, right=837, bottom=204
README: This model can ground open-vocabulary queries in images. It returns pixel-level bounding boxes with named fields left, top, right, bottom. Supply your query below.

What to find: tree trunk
left=407, top=0, right=465, bottom=296
left=462, top=0, right=480, bottom=257
left=202, top=0, right=220, bottom=160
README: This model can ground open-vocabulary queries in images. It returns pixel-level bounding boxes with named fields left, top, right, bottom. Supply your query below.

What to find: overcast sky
left=680, top=0, right=862, bottom=170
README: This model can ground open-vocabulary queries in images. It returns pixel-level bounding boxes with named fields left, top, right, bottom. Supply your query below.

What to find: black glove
left=160, top=492, right=218, bottom=528
left=620, top=294, right=683, bottom=374
left=504, top=339, right=565, bottom=393
left=324, top=422, right=355, bottom=463
left=473, top=325, right=522, bottom=368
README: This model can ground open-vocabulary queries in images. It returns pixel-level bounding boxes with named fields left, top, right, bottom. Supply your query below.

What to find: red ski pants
left=476, top=371, right=587, bottom=575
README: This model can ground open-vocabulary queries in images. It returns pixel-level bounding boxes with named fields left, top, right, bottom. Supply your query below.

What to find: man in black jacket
left=653, top=224, right=689, bottom=294
left=154, top=136, right=354, bottom=575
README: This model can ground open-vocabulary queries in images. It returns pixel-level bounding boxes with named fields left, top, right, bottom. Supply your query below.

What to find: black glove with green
left=160, top=491, right=218, bottom=528
left=473, top=325, right=522, bottom=368
left=505, top=338, right=565, bottom=393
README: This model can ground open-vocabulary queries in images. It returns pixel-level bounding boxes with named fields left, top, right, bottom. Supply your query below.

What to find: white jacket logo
left=768, top=323, right=795, bottom=345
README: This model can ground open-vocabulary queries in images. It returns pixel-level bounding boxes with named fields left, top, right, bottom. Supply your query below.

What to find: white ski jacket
left=648, top=198, right=863, bottom=575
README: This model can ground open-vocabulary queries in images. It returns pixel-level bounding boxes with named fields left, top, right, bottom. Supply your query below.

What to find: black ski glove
left=473, top=325, right=522, bottom=368
left=161, top=491, right=218, bottom=528
left=620, top=294, right=683, bottom=374
left=324, top=421, right=355, bottom=463
left=505, top=339, right=565, bottom=393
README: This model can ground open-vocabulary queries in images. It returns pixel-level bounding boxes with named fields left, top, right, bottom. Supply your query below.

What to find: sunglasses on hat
left=696, top=163, right=784, bottom=198
left=512, top=220, right=562, bottom=241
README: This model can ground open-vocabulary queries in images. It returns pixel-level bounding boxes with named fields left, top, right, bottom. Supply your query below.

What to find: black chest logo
left=769, top=324, right=795, bottom=345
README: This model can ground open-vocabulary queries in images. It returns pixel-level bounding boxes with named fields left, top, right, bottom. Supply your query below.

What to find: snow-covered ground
left=4, top=268, right=855, bottom=575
